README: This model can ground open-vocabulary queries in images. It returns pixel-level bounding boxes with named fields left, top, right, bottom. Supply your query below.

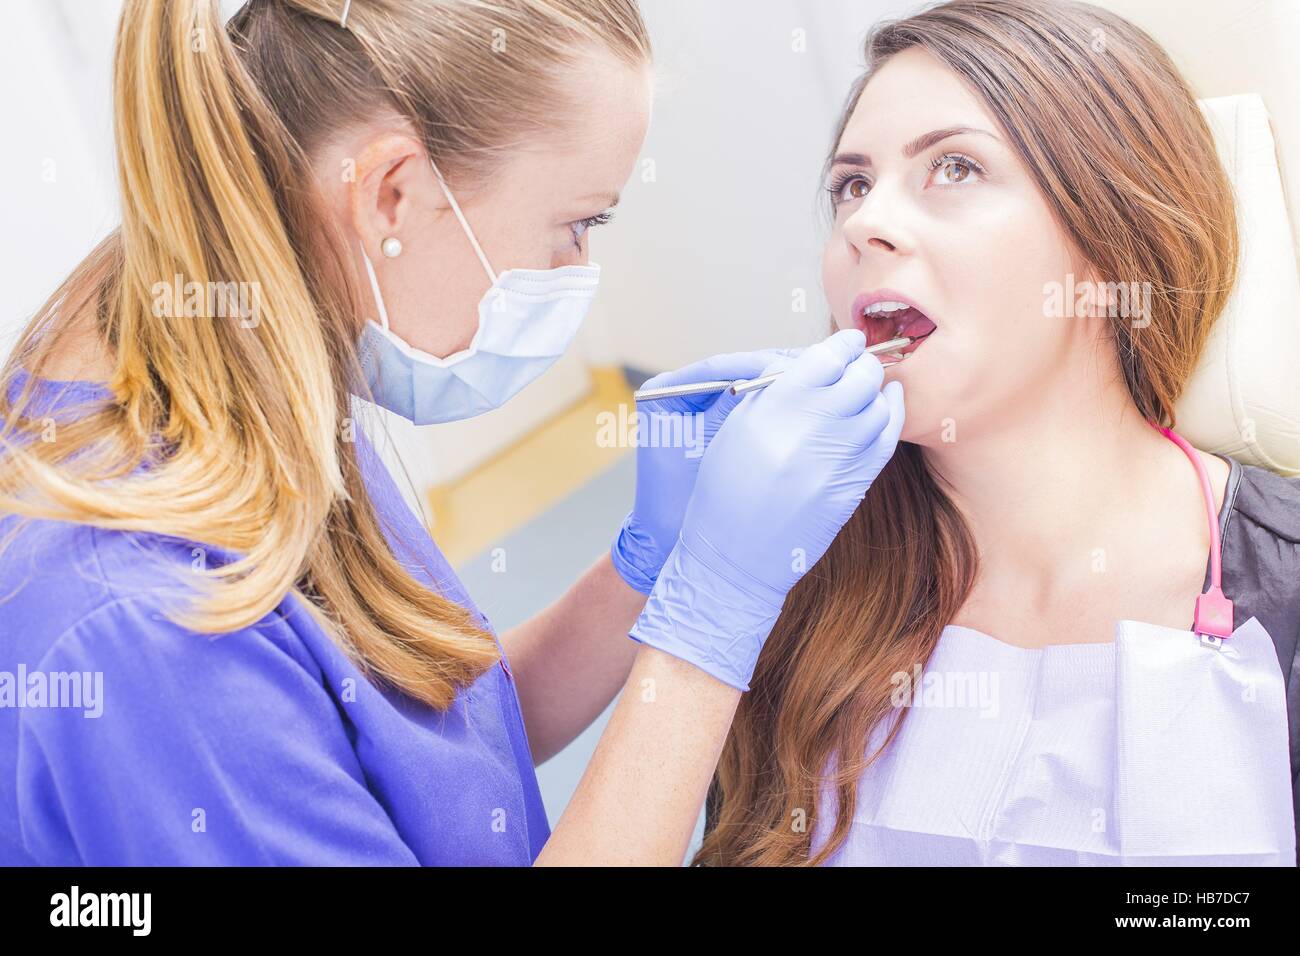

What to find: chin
left=888, top=378, right=945, bottom=448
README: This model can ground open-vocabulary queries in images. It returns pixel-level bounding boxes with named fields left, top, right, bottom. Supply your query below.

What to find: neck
left=919, top=355, right=1183, bottom=586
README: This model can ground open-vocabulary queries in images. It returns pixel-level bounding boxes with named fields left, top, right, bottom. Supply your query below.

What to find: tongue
left=865, top=307, right=936, bottom=346
left=899, top=311, right=937, bottom=340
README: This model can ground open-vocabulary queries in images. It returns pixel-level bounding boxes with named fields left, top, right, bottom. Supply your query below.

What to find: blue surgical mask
left=357, top=159, right=601, bottom=425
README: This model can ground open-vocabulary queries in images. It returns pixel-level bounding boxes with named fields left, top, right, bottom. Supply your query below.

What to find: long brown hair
left=697, top=0, right=1239, bottom=866
left=0, top=0, right=649, bottom=710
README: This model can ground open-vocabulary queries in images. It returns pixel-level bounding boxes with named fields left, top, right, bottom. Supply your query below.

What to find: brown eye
left=927, top=152, right=985, bottom=186
left=827, top=173, right=870, bottom=205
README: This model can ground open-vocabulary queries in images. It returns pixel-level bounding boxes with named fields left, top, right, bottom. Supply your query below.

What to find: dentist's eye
left=927, top=151, right=985, bottom=186
left=826, top=170, right=870, bottom=206
left=571, top=210, right=614, bottom=248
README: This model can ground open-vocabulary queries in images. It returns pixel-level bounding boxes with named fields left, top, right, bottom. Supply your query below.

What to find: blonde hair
left=0, top=0, right=650, bottom=709
left=698, top=0, right=1239, bottom=866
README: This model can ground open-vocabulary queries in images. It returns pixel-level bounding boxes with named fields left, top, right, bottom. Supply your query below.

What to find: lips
left=850, top=290, right=938, bottom=356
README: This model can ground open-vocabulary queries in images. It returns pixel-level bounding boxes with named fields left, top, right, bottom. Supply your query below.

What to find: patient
left=698, top=0, right=1300, bottom=866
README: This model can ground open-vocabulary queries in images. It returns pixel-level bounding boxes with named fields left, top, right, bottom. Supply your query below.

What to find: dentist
left=0, top=0, right=904, bottom=865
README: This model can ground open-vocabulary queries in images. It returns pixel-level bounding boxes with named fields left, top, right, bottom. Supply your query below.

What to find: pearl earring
left=381, top=237, right=403, bottom=258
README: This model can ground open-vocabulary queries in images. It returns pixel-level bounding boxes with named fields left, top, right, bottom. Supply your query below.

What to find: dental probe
left=633, top=336, right=913, bottom=402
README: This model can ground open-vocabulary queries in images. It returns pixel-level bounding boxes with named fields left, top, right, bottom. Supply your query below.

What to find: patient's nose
left=842, top=189, right=912, bottom=258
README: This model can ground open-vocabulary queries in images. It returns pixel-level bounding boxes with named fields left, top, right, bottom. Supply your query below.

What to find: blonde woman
left=0, top=0, right=905, bottom=865
left=700, top=0, right=1300, bottom=866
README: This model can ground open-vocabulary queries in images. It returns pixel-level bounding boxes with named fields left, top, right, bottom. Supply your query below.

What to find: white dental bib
left=812, top=426, right=1296, bottom=866
left=812, top=616, right=1294, bottom=865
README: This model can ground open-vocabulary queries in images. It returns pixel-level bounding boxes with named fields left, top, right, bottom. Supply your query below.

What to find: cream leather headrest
left=1175, top=94, right=1300, bottom=476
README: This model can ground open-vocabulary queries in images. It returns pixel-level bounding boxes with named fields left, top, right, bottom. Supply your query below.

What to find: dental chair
left=1177, top=93, right=1300, bottom=476
left=1097, top=0, right=1300, bottom=474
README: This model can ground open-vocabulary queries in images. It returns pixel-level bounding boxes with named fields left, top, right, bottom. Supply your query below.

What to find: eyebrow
left=582, top=192, right=621, bottom=208
left=831, top=125, right=1001, bottom=170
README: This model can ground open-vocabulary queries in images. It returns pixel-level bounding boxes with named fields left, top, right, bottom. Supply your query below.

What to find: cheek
left=983, top=205, right=1082, bottom=379
left=497, top=230, right=558, bottom=271
left=821, top=236, right=855, bottom=330
left=895, top=201, right=1078, bottom=442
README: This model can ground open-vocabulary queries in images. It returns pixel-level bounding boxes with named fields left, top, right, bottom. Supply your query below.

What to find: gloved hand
left=628, top=328, right=905, bottom=690
left=610, top=346, right=803, bottom=594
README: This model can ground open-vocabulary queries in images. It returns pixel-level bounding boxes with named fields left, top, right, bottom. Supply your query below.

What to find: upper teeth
left=863, top=300, right=910, bottom=315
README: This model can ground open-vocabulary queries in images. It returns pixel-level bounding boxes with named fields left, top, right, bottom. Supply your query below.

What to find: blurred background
left=3, top=0, right=1297, bottom=858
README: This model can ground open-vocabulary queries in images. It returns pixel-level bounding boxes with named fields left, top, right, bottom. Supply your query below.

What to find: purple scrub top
left=0, top=369, right=550, bottom=865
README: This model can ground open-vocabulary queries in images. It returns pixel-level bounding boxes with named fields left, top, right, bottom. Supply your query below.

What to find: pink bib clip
left=1155, top=424, right=1235, bottom=647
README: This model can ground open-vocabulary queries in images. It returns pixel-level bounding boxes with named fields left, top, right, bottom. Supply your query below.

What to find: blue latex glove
left=610, top=347, right=803, bottom=594
left=628, top=329, right=905, bottom=690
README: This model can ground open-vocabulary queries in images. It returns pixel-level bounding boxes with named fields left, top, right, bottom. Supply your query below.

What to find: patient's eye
left=827, top=170, right=870, bottom=205
left=927, top=151, right=985, bottom=186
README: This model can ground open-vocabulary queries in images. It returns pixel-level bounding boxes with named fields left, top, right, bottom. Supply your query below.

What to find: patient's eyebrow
left=831, top=125, right=1001, bottom=170
left=903, top=125, right=1000, bottom=157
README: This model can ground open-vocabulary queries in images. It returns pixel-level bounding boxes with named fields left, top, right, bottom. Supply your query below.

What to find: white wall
left=0, top=0, right=120, bottom=355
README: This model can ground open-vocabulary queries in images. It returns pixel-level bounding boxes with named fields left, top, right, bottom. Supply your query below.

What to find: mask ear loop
left=358, top=159, right=501, bottom=335
left=359, top=245, right=392, bottom=331
left=430, top=158, right=498, bottom=285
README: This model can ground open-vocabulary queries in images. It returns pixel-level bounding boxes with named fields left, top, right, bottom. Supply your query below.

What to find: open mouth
left=855, top=298, right=937, bottom=357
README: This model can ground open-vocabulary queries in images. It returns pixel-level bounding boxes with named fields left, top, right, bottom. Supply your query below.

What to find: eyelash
left=571, top=211, right=615, bottom=247
left=825, top=151, right=987, bottom=205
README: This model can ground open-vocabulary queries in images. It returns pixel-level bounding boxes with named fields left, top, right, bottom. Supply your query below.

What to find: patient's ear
left=1070, top=262, right=1114, bottom=322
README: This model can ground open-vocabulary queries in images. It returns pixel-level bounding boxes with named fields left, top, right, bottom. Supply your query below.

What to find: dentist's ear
left=348, top=133, right=432, bottom=258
